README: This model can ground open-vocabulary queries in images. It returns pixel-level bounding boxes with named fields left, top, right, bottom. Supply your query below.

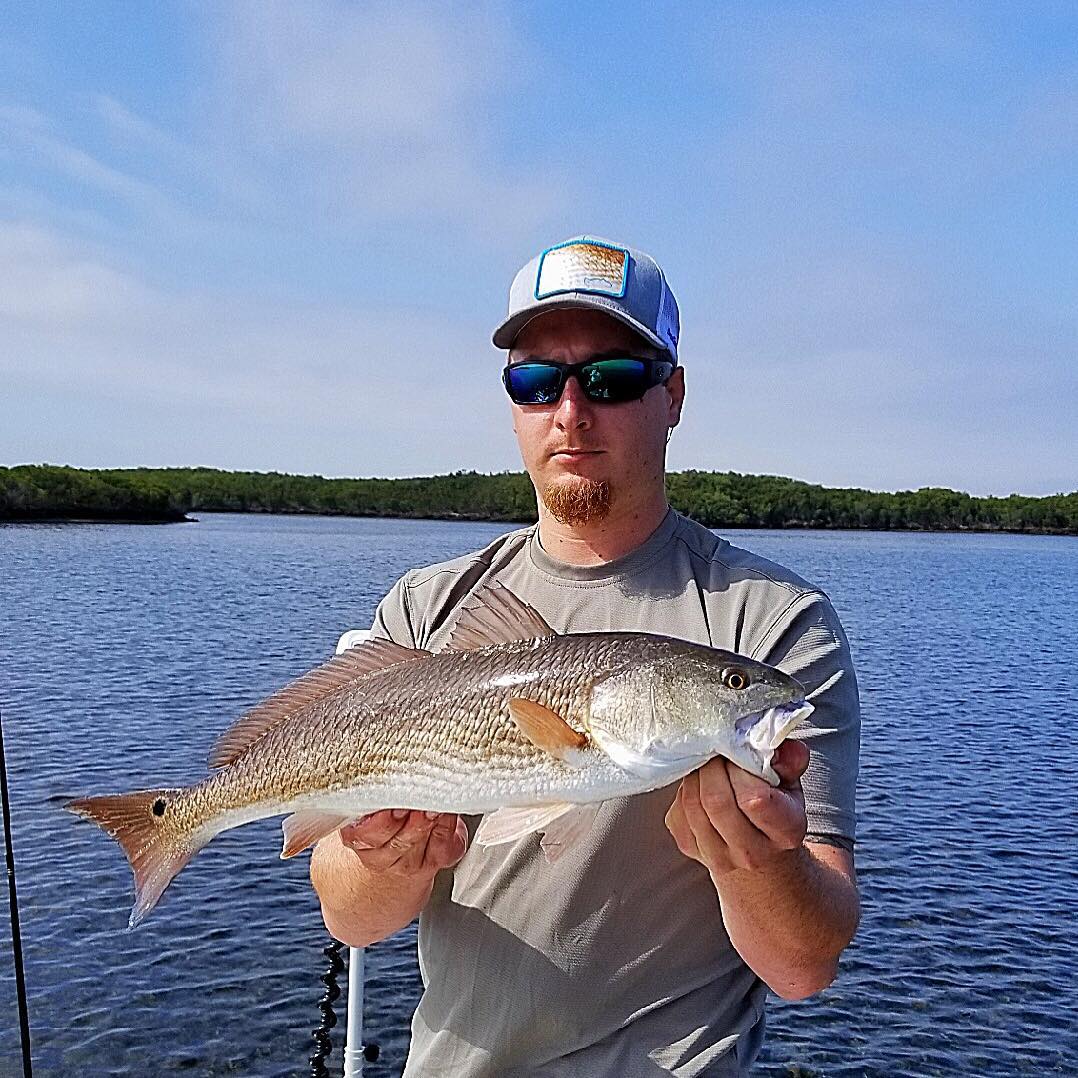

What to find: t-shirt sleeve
left=370, top=573, right=419, bottom=648
left=750, top=591, right=860, bottom=844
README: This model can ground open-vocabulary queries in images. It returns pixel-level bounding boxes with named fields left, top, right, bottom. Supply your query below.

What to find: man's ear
left=666, top=366, right=685, bottom=427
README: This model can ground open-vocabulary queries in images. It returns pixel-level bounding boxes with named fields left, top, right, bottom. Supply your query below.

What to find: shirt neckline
left=526, top=507, right=680, bottom=584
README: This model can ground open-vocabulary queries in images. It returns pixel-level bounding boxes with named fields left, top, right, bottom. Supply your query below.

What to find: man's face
left=507, top=308, right=685, bottom=525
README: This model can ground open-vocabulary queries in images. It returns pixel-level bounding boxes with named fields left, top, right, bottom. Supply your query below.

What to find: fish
left=67, top=583, right=813, bottom=927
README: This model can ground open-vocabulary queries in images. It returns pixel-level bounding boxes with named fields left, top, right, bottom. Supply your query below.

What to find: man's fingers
left=390, top=818, right=434, bottom=875
left=680, top=770, right=741, bottom=869
left=424, top=814, right=469, bottom=871
left=683, top=760, right=803, bottom=872
left=727, top=759, right=807, bottom=849
left=664, top=784, right=701, bottom=861
left=339, top=808, right=409, bottom=851
left=384, top=810, right=439, bottom=851
left=694, top=759, right=770, bottom=852
left=351, top=811, right=443, bottom=873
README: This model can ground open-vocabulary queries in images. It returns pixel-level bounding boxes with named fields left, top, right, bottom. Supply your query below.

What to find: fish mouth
left=735, top=700, right=814, bottom=753
left=641, top=701, right=813, bottom=768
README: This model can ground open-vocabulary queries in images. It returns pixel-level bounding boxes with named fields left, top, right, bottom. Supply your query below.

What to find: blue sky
left=2, top=2, right=1074, bottom=496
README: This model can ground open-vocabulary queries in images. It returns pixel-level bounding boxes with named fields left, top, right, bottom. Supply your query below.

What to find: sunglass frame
left=502, top=356, right=675, bottom=406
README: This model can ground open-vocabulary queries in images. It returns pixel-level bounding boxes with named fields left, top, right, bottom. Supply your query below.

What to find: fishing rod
left=0, top=707, right=34, bottom=1077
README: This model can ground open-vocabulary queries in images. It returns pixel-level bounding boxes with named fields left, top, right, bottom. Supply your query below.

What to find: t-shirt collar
left=527, top=507, right=679, bottom=583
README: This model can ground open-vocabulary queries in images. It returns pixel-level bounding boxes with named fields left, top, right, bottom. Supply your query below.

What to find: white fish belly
left=207, top=736, right=731, bottom=839
left=263, top=749, right=681, bottom=821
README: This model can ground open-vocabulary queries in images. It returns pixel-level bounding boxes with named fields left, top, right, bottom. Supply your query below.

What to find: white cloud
left=0, top=222, right=158, bottom=328
left=1, top=105, right=165, bottom=210
left=221, top=4, right=487, bottom=142
left=92, top=95, right=188, bottom=159
left=199, top=0, right=570, bottom=234
left=2, top=1, right=573, bottom=254
left=89, top=93, right=275, bottom=220
left=0, top=222, right=518, bottom=475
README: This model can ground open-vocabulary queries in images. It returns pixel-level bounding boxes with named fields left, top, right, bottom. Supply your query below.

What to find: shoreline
left=3, top=465, right=1075, bottom=536
left=3, top=508, right=1074, bottom=537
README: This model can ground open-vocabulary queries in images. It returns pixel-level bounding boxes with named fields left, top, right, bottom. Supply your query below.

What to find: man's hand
left=664, top=741, right=859, bottom=999
left=310, top=810, right=468, bottom=947
left=665, top=740, right=809, bottom=876
left=339, top=809, right=469, bottom=877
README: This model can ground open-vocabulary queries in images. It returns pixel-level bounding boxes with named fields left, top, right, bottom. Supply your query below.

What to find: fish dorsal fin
left=208, top=639, right=428, bottom=769
left=508, top=698, right=588, bottom=760
left=440, top=582, right=556, bottom=652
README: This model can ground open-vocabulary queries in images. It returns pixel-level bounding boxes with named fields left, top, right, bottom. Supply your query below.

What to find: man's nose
left=554, top=373, right=593, bottom=431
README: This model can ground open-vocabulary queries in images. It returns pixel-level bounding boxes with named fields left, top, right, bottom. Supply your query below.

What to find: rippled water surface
left=1, top=515, right=1075, bottom=1076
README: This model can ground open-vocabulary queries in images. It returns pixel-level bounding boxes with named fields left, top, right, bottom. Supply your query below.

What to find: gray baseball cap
left=492, top=236, right=680, bottom=361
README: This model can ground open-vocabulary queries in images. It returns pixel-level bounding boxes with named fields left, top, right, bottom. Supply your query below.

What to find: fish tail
left=66, top=788, right=208, bottom=928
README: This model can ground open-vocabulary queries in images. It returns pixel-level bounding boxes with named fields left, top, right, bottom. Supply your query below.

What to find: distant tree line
left=2, top=465, right=1075, bottom=534
left=0, top=465, right=189, bottom=522
left=665, top=471, right=1078, bottom=533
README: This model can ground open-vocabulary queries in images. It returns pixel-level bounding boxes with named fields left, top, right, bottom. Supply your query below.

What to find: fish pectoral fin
left=439, top=582, right=556, bottom=652
left=539, top=801, right=602, bottom=863
left=475, top=802, right=576, bottom=847
left=280, top=811, right=353, bottom=859
left=508, top=698, right=588, bottom=761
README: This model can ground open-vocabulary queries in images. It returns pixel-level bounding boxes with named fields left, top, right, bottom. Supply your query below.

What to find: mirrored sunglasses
left=502, top=356, right=675, bottom=406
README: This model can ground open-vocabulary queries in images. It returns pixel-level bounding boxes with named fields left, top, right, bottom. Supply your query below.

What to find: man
left=311, top=237, right=860, bottom=1076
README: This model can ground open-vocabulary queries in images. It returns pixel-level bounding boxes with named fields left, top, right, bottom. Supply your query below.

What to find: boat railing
left=335, top=628, right=372, bottom=1078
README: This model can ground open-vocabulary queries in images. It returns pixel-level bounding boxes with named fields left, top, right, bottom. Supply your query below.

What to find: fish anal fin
left=209, top=639, right=428, bottom=769
left=440, top=582, right=556, bottom=652
left=508, top=698, right=587, bottom=760
left=540, top=802, right=602, bottom=863
left=280, top=811, right=353, bottom=859
left=66, top=788, right=205, bottom=928
left=475, top=802, right=575, bottom=847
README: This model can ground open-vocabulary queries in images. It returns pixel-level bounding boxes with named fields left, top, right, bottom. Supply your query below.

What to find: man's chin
left=541, top=475, right=612, bottom=526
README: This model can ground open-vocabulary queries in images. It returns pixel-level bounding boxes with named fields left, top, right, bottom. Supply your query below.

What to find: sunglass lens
left=504, top=363, right=564, bottom=404
left=581, top=358, right=650, bottom=401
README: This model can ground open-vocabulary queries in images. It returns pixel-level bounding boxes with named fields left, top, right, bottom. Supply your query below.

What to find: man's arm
left=666, top=589, right=861, bottom=998
left=310, top=809, right=468, bottom=947
left=665, top=739, right=859, bottom=999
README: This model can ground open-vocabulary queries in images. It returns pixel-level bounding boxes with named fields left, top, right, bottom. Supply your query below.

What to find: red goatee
left=541, top=477, right=611, bottom=525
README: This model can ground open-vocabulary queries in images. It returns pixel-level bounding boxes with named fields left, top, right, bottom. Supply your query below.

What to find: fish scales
left=202, top=633, right=618, bottom=813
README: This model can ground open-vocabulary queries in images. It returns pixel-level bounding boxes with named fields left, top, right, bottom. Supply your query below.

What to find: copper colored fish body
left=68, top=585, right=812, bottom=926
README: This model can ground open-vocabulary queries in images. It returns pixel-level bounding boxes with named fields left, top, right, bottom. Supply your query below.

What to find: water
left=1, top=514, right=1075, bottom=1077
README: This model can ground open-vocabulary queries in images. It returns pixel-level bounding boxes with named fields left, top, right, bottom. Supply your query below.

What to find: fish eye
left=722, top=668, right=750, bottom=690
left=152, top=798, right=167, bottom=817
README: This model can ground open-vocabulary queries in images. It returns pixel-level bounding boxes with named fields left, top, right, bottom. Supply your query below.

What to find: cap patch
left=535, top=240, right=628, bottom=301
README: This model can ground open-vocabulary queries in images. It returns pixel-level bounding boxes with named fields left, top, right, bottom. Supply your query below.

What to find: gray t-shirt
left=370, top=509, right=860, bottom=1077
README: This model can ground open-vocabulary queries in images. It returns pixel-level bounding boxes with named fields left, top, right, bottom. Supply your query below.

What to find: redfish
left=69, top=584, right=811, bottom=926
